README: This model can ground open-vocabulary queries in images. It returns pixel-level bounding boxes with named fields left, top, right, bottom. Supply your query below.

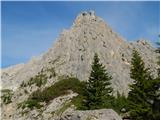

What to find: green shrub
left=64, top=90, right=129, bottom=113
left=29, top=77, right=85, bottom=103
left=72, top=95, right=88, bottom=110
left=113, top=93, right=129, bottom=113
left=1, top=89, right=13, bottom=104
left=55, top=101, right=72, bottom=116
left=47, top=68, right=56, bottom=78
left=28, top=73, right=47, bottom=87
left=103, top=92, right=129, bottom=114
left=20, top=73, right=47, bottom=88
left=24, top=89, right=29, bottom=94
left=20, top=81, right=27, bottom=87
left=18, top=99, right=42, bottom=110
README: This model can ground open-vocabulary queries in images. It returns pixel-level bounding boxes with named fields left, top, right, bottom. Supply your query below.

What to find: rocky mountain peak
left=1, top=10, right=158, bottom=120
left=73, top=10, right=101, bottom=26
left=2, top=11, right=158, bottom=94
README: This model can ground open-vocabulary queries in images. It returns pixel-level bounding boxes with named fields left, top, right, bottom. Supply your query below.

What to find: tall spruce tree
left=144, top=41, right=160, bottom=119
left=128, top=49, right=160, bottom=120
left=149, top=77, right=160, bottom=119
left=151, top=41, right=160, bottom=119
left=84, top=53, right=113, bottom=110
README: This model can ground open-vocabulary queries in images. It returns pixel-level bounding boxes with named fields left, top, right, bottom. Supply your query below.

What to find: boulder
left=60, top=109, right=122, bottom=120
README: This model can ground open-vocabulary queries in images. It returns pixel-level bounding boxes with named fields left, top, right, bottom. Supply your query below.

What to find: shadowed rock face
left=2, top=11, right=158, bottom=95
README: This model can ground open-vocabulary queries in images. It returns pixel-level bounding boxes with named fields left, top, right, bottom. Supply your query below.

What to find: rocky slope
left=1, top=11, right=158, bottom=120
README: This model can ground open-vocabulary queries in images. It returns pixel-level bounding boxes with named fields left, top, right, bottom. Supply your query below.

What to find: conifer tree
left=151, top=41, right=160, bottom=119
left=84, top=53, right=113, bottom=110
left=128, top=49, right=160, bottom=120
left=149, top=77, right=160, bottom=119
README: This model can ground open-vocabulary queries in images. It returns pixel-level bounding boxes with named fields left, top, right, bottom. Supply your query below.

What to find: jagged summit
left=73, top=10, right=97, bottom=25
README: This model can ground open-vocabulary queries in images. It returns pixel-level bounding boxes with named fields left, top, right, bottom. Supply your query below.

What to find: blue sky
left=2, top=1, right=160, bottom=68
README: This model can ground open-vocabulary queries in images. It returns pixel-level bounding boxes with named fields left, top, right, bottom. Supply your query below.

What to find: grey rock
left=60, top=109, right=122, bottom=120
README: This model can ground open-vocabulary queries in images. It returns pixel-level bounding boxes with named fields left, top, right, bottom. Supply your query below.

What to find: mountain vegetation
left=82, top=53, right=113, bottom=110
left=128, top=49, right=160, bottom=120
left=1, top=89, right=13, bottom=104
left=18, top=77, right=86, bottom=110
left=7, top=51, right=160, bottom=120
left=1, top=11, right=159, bottom=120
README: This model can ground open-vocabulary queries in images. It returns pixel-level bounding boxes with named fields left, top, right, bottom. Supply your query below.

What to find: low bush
left=29, top=73, right=47, bottom=87
left=103, top=92, right=129, bottom=114
left=1, top=89, right=13, bottom=104
left=18, top=77, right=85, bottom=110
left=72, top=91, right=129, bottom=113
left=20, top=73, right=47, bottom=88
left=18, top=99, right=43, bottom=110
left=19, top=75, right=130, bottom=114
left=113, top=92, right=129, bottom=113
left=47, top=67, right=56, bottom=78
left=29, top=77, right=86, bottom=103
left=71, top=95, right=88, bottom=110
left=55, top=101, right=72, bottom=116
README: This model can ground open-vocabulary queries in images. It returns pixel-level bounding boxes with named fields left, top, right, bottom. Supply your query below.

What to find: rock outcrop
left=60, top=109, right=122, bottom=120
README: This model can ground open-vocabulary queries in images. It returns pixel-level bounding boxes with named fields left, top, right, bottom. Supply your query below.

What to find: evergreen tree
left=144, top=38, right=160, bottom=119
left=151, top=41, right=160, bottom=119
left=128, top=49, right=151, bottom=120
left=128, top=49, right=160, bottom=120
left=84, top=53, right=113, bottom=110
left=149, top=77, right=160, bottom=119
left=156, top=35, right=160, bottom=75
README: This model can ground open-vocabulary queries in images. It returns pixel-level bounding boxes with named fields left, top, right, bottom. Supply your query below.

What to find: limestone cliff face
left=2, top=11, right=158, bottom=94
